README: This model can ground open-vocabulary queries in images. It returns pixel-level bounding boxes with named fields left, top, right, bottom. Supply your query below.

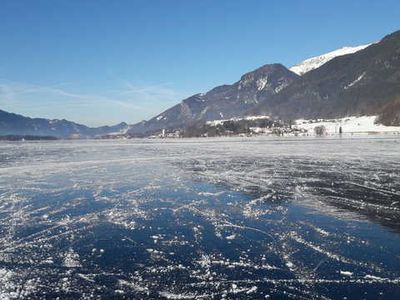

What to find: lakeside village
left=129, top=115, right=400, bottom=139
left=3, top=115, right=400, bottom=141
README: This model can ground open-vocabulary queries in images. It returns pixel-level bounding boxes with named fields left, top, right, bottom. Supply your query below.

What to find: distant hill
left=128, top=64, right=298, bottom=136
left=0, top=109, right=128, bottom=138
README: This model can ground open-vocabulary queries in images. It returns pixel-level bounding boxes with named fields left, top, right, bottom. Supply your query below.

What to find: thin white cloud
left=0, top=79, right=189, bottom=126
left=0, top=79, right=139, bottom=108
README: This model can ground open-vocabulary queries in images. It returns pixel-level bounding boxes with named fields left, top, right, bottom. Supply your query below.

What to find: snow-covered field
left=205, top=115, right=400, bottom=137
left=0, top=137, right=399, bottom=299
left=294, top=116, right=400, bottom=135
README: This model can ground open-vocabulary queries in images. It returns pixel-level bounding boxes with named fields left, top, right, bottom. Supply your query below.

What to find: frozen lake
left=0, top=136, right=399, bottom=299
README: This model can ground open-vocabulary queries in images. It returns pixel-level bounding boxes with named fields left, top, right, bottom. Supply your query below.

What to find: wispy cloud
left=0, top=79, right=139, bottom=109
left=0, top=79, right=189, bottom=126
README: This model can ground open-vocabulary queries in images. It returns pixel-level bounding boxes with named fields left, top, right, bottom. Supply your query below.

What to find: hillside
left=251, top=31, right=400, bottom=125
left=0, top=110, right=128, bottom=138
left=127, top=30, right=400, bottom=136
left=128, top=64, right=298, bottom=136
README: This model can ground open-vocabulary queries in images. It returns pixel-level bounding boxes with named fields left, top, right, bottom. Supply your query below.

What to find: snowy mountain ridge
left=290, top=44, right=371, bottom=75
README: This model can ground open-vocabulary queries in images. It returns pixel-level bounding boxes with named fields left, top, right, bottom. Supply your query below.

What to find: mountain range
left=1, top=30, right=399, bottom=138
left=251, top=31, right=400, bottom=125
left=127, top=30, right=400, bottom=136
left=127, top=64, right=299, bottom=136
left=0, top=109, right=128, bottom=138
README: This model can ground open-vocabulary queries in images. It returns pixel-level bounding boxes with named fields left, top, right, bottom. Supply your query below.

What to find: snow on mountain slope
left=290, top=44, right=371, bottom=75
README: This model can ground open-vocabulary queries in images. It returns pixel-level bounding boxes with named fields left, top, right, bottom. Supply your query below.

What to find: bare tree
left=314, top=125, right=326, bottom=136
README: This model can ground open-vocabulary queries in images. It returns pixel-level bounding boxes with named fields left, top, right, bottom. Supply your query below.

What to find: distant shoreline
left=2, top=132, right=400, bottom=142
left=0, top=135, right=58, bottom=141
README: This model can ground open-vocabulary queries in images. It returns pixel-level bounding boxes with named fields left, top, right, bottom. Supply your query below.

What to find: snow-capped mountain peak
left=290, top=44, right=371, bottom=75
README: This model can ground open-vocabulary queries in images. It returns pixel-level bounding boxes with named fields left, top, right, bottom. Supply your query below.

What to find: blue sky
left=0, top=0, right=399, bottom=126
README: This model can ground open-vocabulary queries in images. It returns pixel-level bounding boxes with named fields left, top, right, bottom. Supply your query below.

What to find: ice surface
left=0, top=137, right=399, bottom=298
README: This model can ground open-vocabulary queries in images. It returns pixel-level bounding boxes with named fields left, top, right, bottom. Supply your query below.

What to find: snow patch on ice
left=340, top=270, right=353, bottom=277
left=225, top=233, right=236, bottom=240
left=63, top=248, right=82, bottom=268
left=159, top=291, right=204, bottom=299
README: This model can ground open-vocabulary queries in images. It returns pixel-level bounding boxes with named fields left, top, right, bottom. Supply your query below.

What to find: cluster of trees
left=314, top=125, right=327, bottom=136
left=182, top=118, right=286, bottom=137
